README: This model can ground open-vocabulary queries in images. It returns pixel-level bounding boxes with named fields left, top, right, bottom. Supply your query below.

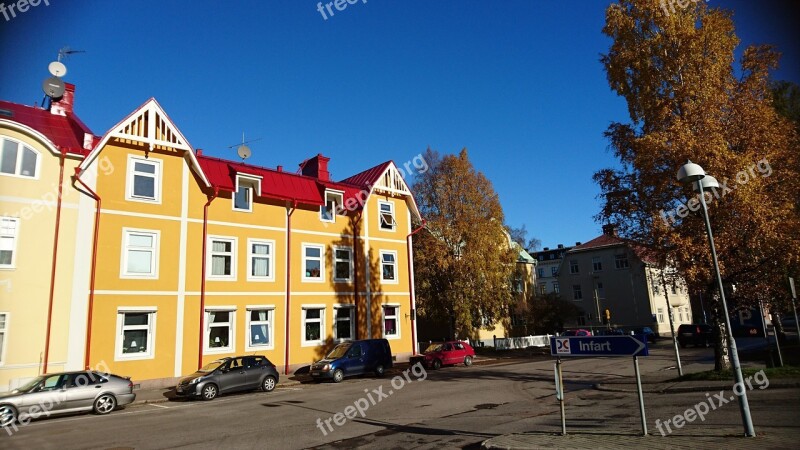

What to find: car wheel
left=202, top=383, right=218, bottom=401
left=375, top=364, right=385, bottom=377
left=261, top=376, right=277, bottom=392
left=332, top=369, right=344, bottom=383
left=464, top=356, right=473, bottom=367
left=0, top=404, right=17, bottom=427
left=432, top=359, right=442, bottom=370
left=93, top=394, right=117, bottom=415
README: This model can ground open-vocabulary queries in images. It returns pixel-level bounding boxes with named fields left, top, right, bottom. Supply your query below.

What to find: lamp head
left=677, top=160, right=706, bottom=184
left=693, top=175, right=719, bottom=192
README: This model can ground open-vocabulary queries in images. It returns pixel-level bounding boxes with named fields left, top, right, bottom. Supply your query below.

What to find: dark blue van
left=310, top=339, right=393, bottom=383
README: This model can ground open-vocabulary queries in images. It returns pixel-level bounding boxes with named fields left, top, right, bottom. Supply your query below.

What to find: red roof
left=340, top=161, right=391, bottom=189
left=571, top=233, right=657, bottom=264
left=197, top=155, right=367, bottom=208
left=0, top=100, right=93, bottom=156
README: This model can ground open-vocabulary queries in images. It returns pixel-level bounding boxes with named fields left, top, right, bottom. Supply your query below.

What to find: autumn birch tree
left=412, top=149, right=516, bottom=340
left=595, top=0, right=800, bottom=370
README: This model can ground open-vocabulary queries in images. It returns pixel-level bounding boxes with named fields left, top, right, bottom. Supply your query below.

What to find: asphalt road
left=1, top=342, right=797, bottom=449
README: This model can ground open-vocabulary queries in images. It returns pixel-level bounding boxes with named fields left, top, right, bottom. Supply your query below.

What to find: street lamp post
left=677, top=160, right=755, bottom=437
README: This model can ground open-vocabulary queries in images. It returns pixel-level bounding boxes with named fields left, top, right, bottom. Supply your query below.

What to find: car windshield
left=424, top=344, right=443, bottom=353
left=198, top=360, right=225, bottom=373
left=326, top=343, right=351, bottom=359
left=14, top=376, right=45, bottom=393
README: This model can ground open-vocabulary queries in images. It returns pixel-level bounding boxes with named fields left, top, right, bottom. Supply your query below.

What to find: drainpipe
left=42, top=149, right=66, bottom=374
left=284, top=200, right=298, bottom=375
left=74, top=167, right=101, bottom=370
left=198, top=187, right=219, bottom=370
left=352, top=215, right=362, bottom=340
left=406, top=219, right=426, bottom=355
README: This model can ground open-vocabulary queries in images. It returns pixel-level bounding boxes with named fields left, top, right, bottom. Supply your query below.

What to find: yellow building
left=0, top=85, right=98, bottom=391
left=73, top=98, right=422, bottom=387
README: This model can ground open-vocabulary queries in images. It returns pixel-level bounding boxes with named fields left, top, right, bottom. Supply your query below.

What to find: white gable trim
left=366, top=162, right=422, bottom=222
left=78, top=98, right=210, bottom=187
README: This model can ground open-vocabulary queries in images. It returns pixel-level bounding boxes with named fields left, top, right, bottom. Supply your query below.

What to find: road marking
left=148, top=403, right=170, bottom=409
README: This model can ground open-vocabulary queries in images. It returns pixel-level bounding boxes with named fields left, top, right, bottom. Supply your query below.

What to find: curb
left=594, top=381, right=800, bottom=394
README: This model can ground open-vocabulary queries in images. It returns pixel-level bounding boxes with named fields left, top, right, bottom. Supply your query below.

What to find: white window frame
left=207, top=236, right=237, bottom=280
left=120, top=228, right=160, bottom=279
left=245, top=306, right=275, bottom=351
left=333, top=246, right=353, bottom=283
left=551, top=266, right=558, bottom=276
left=246, top=239, right=275, bottom=282
left=592, top=257, right=603, bottom=272
left=0, top=217, right=20, bottom=270
left=0, top=137, right=40, bottom=179
left=378, top=200, right=396, bottom=231
left=125, top=155, right=162, bottom=203
left=553, top=281, right=560, bottom=294
left=615, top=254, right=630, bottom=269
left=539, top=283, right=547, bottom=295
left=301, top=243, right=325, bottom=283
left=657, top=308, right=665, bottom=323
left=301, top=305, right=326, bottom=347
left=0, top=312, right=8, bottom=366
left=572, top=284, right=582, bottom=301
left=232, top=174, right=261, bottom=213
left=382, top=304, right=400, bottom=339
left=333, top=304, right=355, bottom=342
left=115, top=307, right=157, bottom=361
left=204, top=307, right=236, bottom=354
left=380, top=250, right=398, bottom=284
left=569, top=260, right=579, bottom=274
left=320, top=190, right=344, bottom=223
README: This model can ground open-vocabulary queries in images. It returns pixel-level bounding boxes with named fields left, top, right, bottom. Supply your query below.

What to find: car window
left=348, top=345, right=363, bottom=358
left=444, top=344, right=452, bottom=351
left=69, top=372, right=102, bottom=388
left=40, top=374, right=65, bottom=391
left=454, top=343, right=464, bottom=350
left=242, top=357, right=257, bottom=368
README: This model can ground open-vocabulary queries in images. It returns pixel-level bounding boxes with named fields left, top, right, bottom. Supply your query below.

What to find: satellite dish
left=237, top=144, right=252, bottom=160
left=48, top=61, right=67, bottom=77
left=42, top=76, right=66, bottom=99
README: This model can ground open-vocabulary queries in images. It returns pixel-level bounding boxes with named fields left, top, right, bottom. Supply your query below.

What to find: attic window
left=378, top=201, right=396, bottom=231
left=233, top=174, right=261, bottom=212
left=320, top=190, right=343, bottom=222
left=0, top=109, right=12, bottom=117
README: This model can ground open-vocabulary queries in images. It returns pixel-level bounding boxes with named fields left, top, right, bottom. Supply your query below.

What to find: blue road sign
left=550, top=335, right=649, bottom=357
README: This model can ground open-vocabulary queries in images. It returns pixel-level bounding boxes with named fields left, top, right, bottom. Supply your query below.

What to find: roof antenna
left=41, top=47, right=85, bottom=110
left=227, top=133, right=261, bottom=161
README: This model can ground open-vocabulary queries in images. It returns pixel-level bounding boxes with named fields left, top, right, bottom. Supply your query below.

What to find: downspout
left=406, top=219, right=426, bottom=355
left=74, top=167, right=101, bottom=370
left=352, top=215, right=362, bottom=340
left=42, top=148, right=66, bottom=374
left=198, top=187, right=219, bottom=370
left=284, top=200, right=298, bottom=375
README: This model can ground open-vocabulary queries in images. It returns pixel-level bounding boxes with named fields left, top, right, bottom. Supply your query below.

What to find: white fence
left=473, top=334, right=552, bottom=350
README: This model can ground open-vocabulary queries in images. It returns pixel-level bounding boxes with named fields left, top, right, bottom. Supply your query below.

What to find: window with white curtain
left=206, top=310, right=234, bottom=352
left=383, top=305, right=399, bottom=338
left=247, top=308, right=273, bottom=349
left=247, top=239, right=274, bottom=281
left=116, top=310, right=156, bottom=360
left=0, top=138, right=38, bottom=178
left=208, top=237, right=236, bottom=279
left=0, top=217, right=19, bottom=268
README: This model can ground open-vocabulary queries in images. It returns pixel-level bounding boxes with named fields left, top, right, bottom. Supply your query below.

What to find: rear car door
left=242, top=356, right=266, bottom=389
left=452, top=342, right=467, bottom=363
left=63, top=372, right=106, bottom=411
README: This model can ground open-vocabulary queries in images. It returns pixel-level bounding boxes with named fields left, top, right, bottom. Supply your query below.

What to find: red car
left=410, top=341, right=475, bottom=369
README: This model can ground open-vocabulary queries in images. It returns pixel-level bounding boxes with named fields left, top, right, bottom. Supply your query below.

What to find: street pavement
left=1, top=341, right=798, bottom=449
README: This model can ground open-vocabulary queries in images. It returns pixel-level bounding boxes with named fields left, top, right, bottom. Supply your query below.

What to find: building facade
left=556, top=225, right=692, bottom=335
left=531, top=243, right=575, bottom=296
left=0, top=94, right=422, bottom=390
left=0, top=85, right=97, bottom=390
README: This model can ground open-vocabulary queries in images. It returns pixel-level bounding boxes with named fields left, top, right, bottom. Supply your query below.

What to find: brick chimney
left=50, top=83, right=76, bottom=116
left=602, top=224, right=619, bottom=236
left=299, top=153, right=330, bottom=181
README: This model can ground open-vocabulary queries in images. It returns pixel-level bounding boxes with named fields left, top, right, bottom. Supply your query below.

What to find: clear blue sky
left=1, top=0, right=797, bottom=248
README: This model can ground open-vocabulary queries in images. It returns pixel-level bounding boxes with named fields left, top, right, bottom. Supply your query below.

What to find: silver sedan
left=0, top=370, right=136, bottom=427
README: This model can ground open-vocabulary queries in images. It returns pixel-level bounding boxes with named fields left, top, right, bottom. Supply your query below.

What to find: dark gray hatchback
left=176, top=355, right=279, bottom=400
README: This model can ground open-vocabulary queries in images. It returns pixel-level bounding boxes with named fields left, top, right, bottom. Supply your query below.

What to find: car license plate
left=311, top=371, right=320, bottom=376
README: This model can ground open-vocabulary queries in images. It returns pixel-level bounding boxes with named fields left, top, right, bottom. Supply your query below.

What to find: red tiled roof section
left=0, top=100, right=93, bottom=156
left=572, top=233, right=657, bottom=264
left=197, top=155, right=366, bottom=208
left=340, top=161, right=391, bottom=188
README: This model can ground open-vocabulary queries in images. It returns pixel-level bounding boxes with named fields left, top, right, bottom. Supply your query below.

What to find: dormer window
left=378, top=200, right=396, bottom=231
left=233, top=174, right=261, bottom=212
left=321, top=190, right=343, bottom=222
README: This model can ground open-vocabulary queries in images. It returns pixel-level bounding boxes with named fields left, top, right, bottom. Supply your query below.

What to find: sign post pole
left=556, top=357, right=566, bottom=435
left=633, top=355, right=647, bottom=436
